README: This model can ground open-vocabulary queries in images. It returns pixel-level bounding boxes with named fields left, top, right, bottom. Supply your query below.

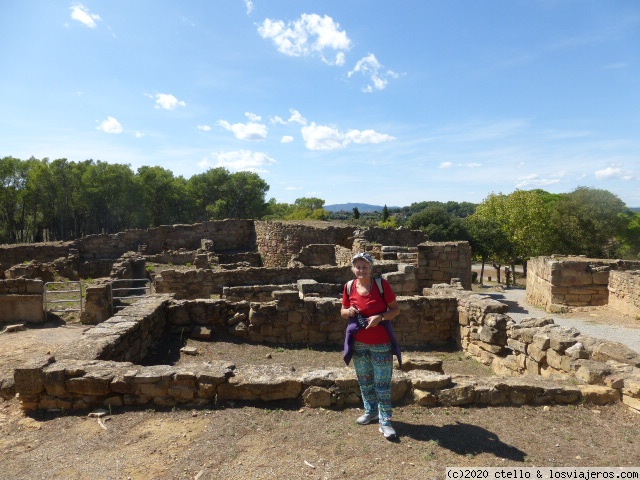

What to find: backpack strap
left=346, top=279, right=355, bottom=296
left=375, top=277, right=386, bottom=304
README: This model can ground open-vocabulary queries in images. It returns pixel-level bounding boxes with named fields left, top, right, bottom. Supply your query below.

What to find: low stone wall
left=166, top=293, right=457, bottom=347
left=0, top=279, right=44, bottom=325
left=527, top=256, right=640, bottom=312
left=608, top=270, right=640, bottom=318
left=154, top=264, right=401, bottom=299
left=56, top=295, right=172, bottom=363
left=14, top=290, right=620, bottom=412
left=444, top=288, right=640, bottom=412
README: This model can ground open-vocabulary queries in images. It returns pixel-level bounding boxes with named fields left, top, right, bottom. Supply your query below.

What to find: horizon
left=2, top=1, right=639, bottom=207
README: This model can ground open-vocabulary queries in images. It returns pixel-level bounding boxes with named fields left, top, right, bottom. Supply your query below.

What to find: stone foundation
left=11, top=284, right=638, bottom=412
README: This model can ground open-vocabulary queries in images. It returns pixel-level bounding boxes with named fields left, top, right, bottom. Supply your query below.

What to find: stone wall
left=289, top=244, right=338, bottom=267
left=254, top=221, right=354, bottom=267
left=526, top=256, right=640, bottom=312
left=361, top=227, right=428, bottom=247
left=13, top=287, right=632, bottom=412
left=416, top=241, right=472, bottom=290
left=0, top=242, right=75, bottom=272
left=439, top=287, right=640, bottom=411
left=608, top=270, right=640, bottom=318
left=0, top=220, right=256, bottom=275
left=78, top=220, right=256, bottom=259
left=0, top=279, right=44, bottom=324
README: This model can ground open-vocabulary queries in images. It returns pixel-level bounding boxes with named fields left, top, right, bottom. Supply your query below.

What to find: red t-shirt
left=342, top=278, right=396, bottom=345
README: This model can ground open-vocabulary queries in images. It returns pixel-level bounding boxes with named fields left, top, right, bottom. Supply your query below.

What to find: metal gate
left=44, top=281, right=83, bottom=314
left=110, top=278, right=153, bottom=313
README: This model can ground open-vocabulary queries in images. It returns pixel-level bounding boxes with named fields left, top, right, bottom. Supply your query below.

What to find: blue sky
left=1, top=1, right=639, bottom=208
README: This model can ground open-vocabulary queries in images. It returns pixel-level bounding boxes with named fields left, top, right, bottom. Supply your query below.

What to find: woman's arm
left=341, top=304, right=357, bottom=319
left=367, top=299, right=400, bottom=328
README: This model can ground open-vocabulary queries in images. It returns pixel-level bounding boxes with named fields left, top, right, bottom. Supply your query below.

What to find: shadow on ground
left=394, top=420, right=527, bottom=461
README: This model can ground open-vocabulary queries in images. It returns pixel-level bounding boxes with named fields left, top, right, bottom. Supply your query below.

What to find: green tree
left=285, top=197, right=329, bottom=220
left=263, top=198, right=295, bottom=219
left=205, top=171, right=269, bottom=219
left=137, top=166, right=187, bottom=226
left=465, top=215, right=514, bottom=284
left=617, top=211, right=640, bottom=259
left=79, top=161, right=141, bottom=234
left=0, top=156, right=30, bottom=243
left=407, top=204, right=468, bottom=241
left=185, top=167, right=230, bottom=222
left=549, top=187, right=628, bottom=258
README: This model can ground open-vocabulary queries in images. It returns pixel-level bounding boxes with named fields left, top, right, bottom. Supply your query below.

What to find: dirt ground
left=1, top=300, right=640, bottom=479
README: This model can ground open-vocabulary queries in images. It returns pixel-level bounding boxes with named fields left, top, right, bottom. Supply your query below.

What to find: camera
left=356, top=312, right=369, bottom=329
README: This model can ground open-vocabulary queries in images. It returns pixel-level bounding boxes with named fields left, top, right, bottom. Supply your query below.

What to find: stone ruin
left=526, top=255, right=640, bottom=317
left=1, top=220, right=639, bottom=414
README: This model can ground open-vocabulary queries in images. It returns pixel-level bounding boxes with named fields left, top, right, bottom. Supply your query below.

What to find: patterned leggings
left=353, top=342, right=394, bottom=426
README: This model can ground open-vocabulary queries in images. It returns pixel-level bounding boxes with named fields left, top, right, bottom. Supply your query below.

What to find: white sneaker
left=356, top=412, right=378, bottom=425
left=379, top=424, right=397, bottom=439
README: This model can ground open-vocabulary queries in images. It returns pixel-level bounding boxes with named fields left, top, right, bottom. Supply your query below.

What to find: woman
left=341, top=252, right=401, bottom=440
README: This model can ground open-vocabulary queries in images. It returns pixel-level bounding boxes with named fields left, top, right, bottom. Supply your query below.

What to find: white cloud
left=153, top=93, right=187, bottom=110
left=301, top=122, right=395, bottom=150
left=439, top=161, right=482, bottom=169
left=245, top=112, right=262, bottom=122
left=346, top=129, right=396, bottom=144
left=199, top=150, right=276, bottom=173
left=515, top=174, right=561, bottom=188
left=348, top=54, right=399, bottom=92
left=258, top=14, right=352, bottom=65
left=97, top=116, right=123, bottom=134
left=217, top=114, right=268, bottom=141
left=595, top=166, right=634, bottom=181
left=288, top=109, right=307, bottom=125
left=271, top=109, right=307, bottom=126
left=281, top=136, right=294, bottom=143
left=70, top=4, right=101, bottom=29
left=197, top=125, right=212, bottom=132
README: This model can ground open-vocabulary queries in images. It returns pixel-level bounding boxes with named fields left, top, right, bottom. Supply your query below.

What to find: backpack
left=346, top=277, right=386, bottom=303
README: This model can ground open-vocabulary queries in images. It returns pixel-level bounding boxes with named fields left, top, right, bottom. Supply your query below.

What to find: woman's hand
left=342, top=306, right=358, bottom=319
left=366, top=314, right=385, bottom=328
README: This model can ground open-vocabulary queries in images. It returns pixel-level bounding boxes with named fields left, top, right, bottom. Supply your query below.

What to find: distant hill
left=325, top=203, right=398, bottom=213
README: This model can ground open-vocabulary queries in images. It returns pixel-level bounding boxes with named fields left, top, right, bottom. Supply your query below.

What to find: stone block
left=622, top=394, right=640, bottom=412
left=413, top=389, right=438, bottom=407
left=302, top=386, right=332, bottom=408
left=13, top=356, right=54, bottom=395
left=578, top=385, right=621, bottom=405
left=546, top=349, right=572, bottom=373
left=572, top=360, right=613, bottom=385
left=406, top=372, right=452, bottom=390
